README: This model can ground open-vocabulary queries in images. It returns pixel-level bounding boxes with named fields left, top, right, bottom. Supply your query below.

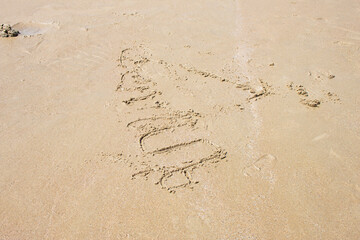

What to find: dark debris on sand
left=0, top=24, right=20, bottom=38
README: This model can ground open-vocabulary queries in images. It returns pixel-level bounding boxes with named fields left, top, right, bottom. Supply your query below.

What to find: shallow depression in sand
left=13, top=22, right=56, bottom=36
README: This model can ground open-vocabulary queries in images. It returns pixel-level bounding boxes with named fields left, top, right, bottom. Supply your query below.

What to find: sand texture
left=1, top=0, right=360, bottom=239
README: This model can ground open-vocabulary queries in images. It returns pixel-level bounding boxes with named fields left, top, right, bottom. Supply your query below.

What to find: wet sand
left=1, top=0, right=360, bottom=239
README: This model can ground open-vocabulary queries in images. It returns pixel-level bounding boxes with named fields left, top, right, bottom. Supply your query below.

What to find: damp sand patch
left=12, top=22, right=56, bottom=37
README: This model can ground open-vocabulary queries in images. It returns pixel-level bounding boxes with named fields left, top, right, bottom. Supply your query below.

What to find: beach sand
left=1, top=0, right=360, bottom=239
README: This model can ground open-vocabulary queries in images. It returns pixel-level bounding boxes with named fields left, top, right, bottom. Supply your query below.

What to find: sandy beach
left=1, top=0, right=360, bottom=239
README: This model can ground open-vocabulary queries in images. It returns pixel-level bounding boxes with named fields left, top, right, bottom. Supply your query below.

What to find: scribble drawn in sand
left=128, top=110, right=200, bottom=148
left=179, top=64, right=230, bottom=83
left=111, top=45, right=230, bottom=193
left=286, top=72, right=341, bottom=108
left=300, top=99, right=321, bottom=108
left=122, top=91, right=160, bottom=105
left=179, top=63, right=274, bottom=100
left=287, top=82, right=321, bottom=108
left=115, top=46, right=167, bottom=109
left=235, top=79, right=274, bottom=102
left=131, top=138, right=227, bottom=193
left=125, top=110, right=227, bottom=192
left=104, top=45, right=343, bottom=193
left=106, top=45, right=313, bottom=192
left=246, top=79, right=273, bottom=101
left=116, top=46, right=276, bottom=112
left=126, top=112, right=198, bottom=129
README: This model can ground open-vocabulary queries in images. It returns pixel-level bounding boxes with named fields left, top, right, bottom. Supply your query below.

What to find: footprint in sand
left=243, top=154, right=277, bottom=183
